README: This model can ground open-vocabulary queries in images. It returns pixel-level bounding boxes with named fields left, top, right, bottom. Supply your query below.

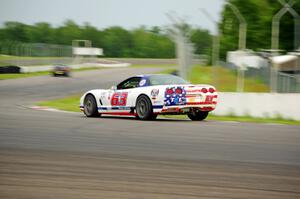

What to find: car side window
left=117, top=77, right=142, bottom=90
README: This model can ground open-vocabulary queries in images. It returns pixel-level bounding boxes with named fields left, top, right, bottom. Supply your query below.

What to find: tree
left=55, top=20, right=82, bottom=45
left=81, top=23, right=104, bottom=48
left=2, top=22, right=29, bottom=42
left=27, top=22, right=54, bottom=43
left=102, top=26, right=133, bottom=57
left=190, top=29, right=212, bottom=55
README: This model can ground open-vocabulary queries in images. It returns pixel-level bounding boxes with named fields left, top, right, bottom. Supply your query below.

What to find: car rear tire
left=187, top=109, right=208, bottom=121
left=136, top=95, right=155, bottom=120
left=150, top=114, right=158, bottom=120
left=84, top=95, right=100, bottom=117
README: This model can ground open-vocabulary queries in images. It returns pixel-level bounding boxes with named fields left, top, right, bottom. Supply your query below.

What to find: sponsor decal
left=164, top=86, right=186, bottom=106
left=153, top=100, right=163, bottom=104
left=111, top=92, right=128, bottom=106
left=151, top=89, right=159, bottom=97
left=100, top=92, right=106, bottom=99
left=139, top=79, right=146, bottom=86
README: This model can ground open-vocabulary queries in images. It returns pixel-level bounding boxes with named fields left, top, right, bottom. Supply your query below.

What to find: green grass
left=0, top=71, right=50, bottom=80
left=131, top=64, right=175, bottom=68
left=163, top=115, right=300, bottom=125
left=37, top=94, right=300, bottom=125
left=37, top=94, right=82, bottom=112
left=157, top=68, right=177, bottom=74
left=188, top=65, right=269, bottom=92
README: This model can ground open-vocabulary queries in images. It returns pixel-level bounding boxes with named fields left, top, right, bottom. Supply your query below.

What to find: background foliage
left=0, top=0, right=299, bottom=59
left=219, top=0, right=300, bottom=59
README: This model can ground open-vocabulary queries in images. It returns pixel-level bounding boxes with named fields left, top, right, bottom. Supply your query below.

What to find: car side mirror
left=111, top=85, right=117, bottom=90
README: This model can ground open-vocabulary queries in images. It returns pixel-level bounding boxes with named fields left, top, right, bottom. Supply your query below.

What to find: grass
left=0, top=71, right=50, bottom=80
left=37, top=94, right=82, bottom=112
left=131, top=64, right=175, bottom=68
left=163, top=115, right=300, bottom=125
left=188, top=65, right=269, bottom=92
left=36, top=94, right=300, bottom=125
left=156, top=68, right=177, bottom=74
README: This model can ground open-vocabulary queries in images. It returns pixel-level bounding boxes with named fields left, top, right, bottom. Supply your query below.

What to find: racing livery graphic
left=164, top=86, right=186, bottom=106
left=111, top=92, right=128, bottom=106
left=80, top=74, right=218, bottom=120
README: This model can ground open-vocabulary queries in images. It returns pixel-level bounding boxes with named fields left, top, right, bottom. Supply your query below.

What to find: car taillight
left=166, top=88, right=174, bottom=95
left=209, top=88, right=215, bottom=93
left=201, top=88, right=208, bottom=93
left=175, top=88, right=182, bottom=94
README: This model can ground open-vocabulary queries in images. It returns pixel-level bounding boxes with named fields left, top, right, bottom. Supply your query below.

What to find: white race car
left=80, top=74, right=218, bottom=120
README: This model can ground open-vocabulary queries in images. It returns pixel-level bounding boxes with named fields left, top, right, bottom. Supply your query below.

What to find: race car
left=80, top=74, right=218, bottom=120
left=52, top=64, right=71, bottom=77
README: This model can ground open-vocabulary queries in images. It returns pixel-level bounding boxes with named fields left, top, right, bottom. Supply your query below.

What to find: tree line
left=0, top=20, right=211, bottom=58
left=0, top=0, right=298, bottom=60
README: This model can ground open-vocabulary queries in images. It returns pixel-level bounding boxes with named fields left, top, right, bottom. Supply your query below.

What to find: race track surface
left=0, top=67, right=300, bottom=198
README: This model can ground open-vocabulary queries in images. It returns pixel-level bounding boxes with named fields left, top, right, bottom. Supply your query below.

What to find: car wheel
left=84, top=95, right=100, bottom=117
left=136, top=95, right=155, bottom=120
left=187, top=109, right=208, bottom=121
left=150, top=114, right=158, bottom=120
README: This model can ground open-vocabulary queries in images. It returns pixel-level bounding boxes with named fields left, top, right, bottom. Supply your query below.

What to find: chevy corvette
left=80, top=74, right=218, bottom=120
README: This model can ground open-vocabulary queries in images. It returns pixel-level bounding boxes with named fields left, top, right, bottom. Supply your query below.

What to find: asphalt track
left=0, top=67, right=300, bottom=198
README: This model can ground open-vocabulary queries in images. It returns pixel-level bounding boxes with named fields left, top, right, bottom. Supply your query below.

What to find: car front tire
left=187, top=109, right=208, bottom=121
left=83, top=94, right=100, bottom=117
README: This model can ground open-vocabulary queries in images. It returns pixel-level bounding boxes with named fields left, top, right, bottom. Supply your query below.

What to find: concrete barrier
left=213, top=92, right=300, bottom=120
left=20, top=62, right=131, bottom=73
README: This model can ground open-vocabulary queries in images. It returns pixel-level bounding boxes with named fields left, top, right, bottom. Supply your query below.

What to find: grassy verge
left=157, top=65, right=269, bottom=92
left=131, top=64, right=175, bottom=68
left=156, top=68, right=177, bottom=74
left=188, top=65, right=269, bottom=92
left=37, top=94, right=82, bottom=112
left=0, top=71, right=50, bottom=80
left=37, top=94, right=300, bottom=125
left=163, top=115, right=300, bottom=125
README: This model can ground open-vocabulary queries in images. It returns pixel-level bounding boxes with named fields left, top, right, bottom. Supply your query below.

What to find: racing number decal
left=111, top=92, right=128, bottom=106
left=205, top=95, right=217, bottom=103
left=205, top=95, right=214, bottom=103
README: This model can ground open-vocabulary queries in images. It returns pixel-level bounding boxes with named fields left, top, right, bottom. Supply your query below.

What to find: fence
left=278, top=72, right=300, bottom=93
left=220, top=61, right=300, bottom=93
left=0, top=41, right=72, bottom=57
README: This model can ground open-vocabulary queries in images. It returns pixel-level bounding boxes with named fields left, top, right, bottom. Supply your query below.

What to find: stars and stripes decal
left=164, top=86, right=186, bottom=106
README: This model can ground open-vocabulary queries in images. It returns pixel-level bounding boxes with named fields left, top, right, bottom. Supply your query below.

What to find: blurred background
left=0, top=0, right=299, bottom=93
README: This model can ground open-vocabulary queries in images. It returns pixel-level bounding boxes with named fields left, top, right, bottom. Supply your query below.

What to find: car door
left=108, top=77, right=142, bottom=111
